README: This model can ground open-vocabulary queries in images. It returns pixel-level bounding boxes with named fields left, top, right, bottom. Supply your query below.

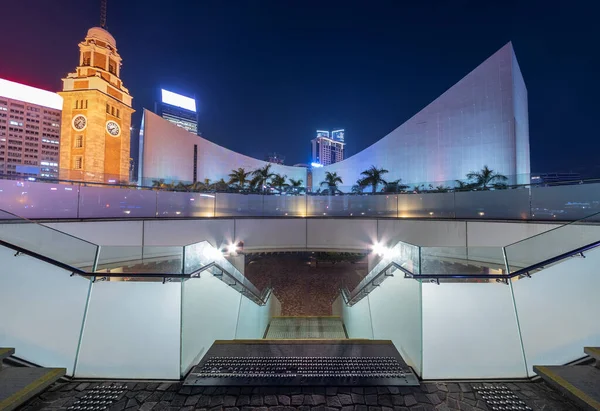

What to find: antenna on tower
left=100, top=0, right=107, bottom=28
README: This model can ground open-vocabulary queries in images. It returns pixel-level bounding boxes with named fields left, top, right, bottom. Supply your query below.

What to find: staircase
left=0, top=347, right=66, bottom=411
left=534, top=347, right=600, bottom=411
left=265, top=316, right=347, bottom=339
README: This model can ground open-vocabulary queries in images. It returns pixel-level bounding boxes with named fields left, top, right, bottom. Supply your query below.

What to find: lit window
left=74, top=156, right=83, bottom=170
left=75, top=135, right=83, bottom=148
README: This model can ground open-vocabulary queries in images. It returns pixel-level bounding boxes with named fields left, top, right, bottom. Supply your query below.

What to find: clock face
left=106, top=121, right=121, bottom=137
left=72, top=115, right=87, bottom=131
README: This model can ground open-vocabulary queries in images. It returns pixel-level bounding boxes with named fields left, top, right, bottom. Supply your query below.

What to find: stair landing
left=265, top=316, right=347, bottom=339
left=534, top=365, right=600, bottom=411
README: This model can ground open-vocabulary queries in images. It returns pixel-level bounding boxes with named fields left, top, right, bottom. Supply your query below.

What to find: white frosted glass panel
left=421, top=282, right=526, bottom=379
left=339, top=295, right=373, bottom=339
left=306, top=219, right=377, bottom=251
left=181, top=274, right=241, bottom=375
left=0, top=219, right=98, bottom=269
left=0, top=246, right=90, bottom=375
left=157, top=191, right=215, bottom=218
left=95, top=246, right=182, bottom=273
left=369, top=275, right=422, bottom=375
left=397, top=193, right=455, bottom=218
left=512, top=247, right=600, bottom=376
left=262, top=195, right=306, bottom=217
left=235, top=219, right=307, bottom=251
left=0, top=180, right=79, bottom=219
left=76, top=281, right=181, bottom=379
left=378, top=220, right=467, bottom=247
left=45, top=221, right=144, bottom=246
left=531, top=183, right=600, bottom=221
left=215, top=193, right=263, bottom=217
left=455, top=189, right=530, bottom=220
left=78, top=186, right=157, bottom=218
left=235, top=294, right=279, bottom=339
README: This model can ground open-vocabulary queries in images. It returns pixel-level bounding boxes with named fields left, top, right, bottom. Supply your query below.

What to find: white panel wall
left=513, top=246, right=600, bottom=376
left=466, top=221, right=558, bottom=247
left=143, top=219, right=234, bottom=247
left=181, top=273, right=242, bottom=375
left=0, top=246, right=90, bottom=375
left=75, top=281, right=181, bottom=379
left=337, top=295, right=374, bottom=339
left=235, top=219, right=307, bottom=251
left=378, top=219, right=467, bottom=247
left=421, top=282, right=526, bottom=379
left=307, top=219, right=377, bottom=251
left=45, top=221, right=144, bottom=246
left=369, top=275, right=422, bottom=375
left=235, top=295, right=281, bottom=339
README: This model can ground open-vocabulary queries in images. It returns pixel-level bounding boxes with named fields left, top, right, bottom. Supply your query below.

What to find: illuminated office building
left=154, top=89, right=198, bottom=134
left=0, top=78, right=63, bottom=178
left=311, top=130, right=345, bottom=166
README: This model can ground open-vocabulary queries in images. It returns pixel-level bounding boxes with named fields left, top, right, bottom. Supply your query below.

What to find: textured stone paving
left=20, top=380, right=578, bottom=410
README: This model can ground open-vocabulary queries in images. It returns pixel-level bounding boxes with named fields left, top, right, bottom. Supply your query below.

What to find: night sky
left=2, top=0, right=598, bottom=174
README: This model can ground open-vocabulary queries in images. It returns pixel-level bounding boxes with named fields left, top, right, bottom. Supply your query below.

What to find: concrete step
left=0, top=367, right=65, bottom=411
left=266, top=316, right=347, bottom=339
left=533, top=365, right=600, bottom=411
left=584, top=347, right=600, bottom=368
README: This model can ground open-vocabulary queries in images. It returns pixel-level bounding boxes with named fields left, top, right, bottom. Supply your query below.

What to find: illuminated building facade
left=154, top=89, right=198, bottom=134
left=311, top=130, right=345, bottom=166
left=138, top=110, right=306, bottom=185
left=311, top=42, right=530, bottom=191
left=0, top=78, right=63, bottom=178
left=58, top=26, right=134, bottom=183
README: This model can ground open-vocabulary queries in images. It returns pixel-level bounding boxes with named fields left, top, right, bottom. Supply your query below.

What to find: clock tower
left=59, top=26, right=134, bottom=182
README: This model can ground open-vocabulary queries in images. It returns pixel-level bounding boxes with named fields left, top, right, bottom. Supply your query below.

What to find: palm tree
left=188, top=181, right=205, bottom=192
left=382, top=179, right=409, bottom=193
left=351, top=184, right=364, bottom=195
left=466, top=166, right=508, bottom=190
left=412, top=184, right=425, bottom=193
left=454, top=180, right=476, bottom=191
left=214, top=178, right=230, bottom=192
left=228, top=168, right=251, bottom=190
left=320, top=171, right=343, bottom=194
left=288, top=178, right=304, bottom=194
left=359, top=166, right=389, bottom=194
left=271, top=174, right=288, bottom=193
left=173, top=181, right=189, bottom=192
left=251, top=164, right=276, bottom=193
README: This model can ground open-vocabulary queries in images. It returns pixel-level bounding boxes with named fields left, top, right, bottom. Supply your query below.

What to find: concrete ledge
left=0, top=367, right=65, bottom=411
left=534, top=365, right=600, bottom=411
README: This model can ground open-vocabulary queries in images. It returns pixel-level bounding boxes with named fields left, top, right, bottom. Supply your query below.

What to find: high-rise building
left=0, top=78, right=63, bottom=178
left=154, top=89, right=198, bottom=134
left=58, top=26, right=134, bottom=183
left=311, top=130, right=345, bottom=166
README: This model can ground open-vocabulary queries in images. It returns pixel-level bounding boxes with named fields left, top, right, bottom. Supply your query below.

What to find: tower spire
left=100, top=0, right=107, bottom=28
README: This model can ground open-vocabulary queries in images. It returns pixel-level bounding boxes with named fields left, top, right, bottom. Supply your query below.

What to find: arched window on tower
left=75, top=100, right=79, bottom=109
left=106, top=103, right=110, bottom=114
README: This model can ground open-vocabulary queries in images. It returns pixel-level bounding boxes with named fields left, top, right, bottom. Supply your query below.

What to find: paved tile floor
left=20, top=380, right=578, bottom=410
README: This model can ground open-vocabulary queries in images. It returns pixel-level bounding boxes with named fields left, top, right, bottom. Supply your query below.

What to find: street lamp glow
left=226, top=243, right=238, bottom=254
left=372, top=242, right=386, bottom=256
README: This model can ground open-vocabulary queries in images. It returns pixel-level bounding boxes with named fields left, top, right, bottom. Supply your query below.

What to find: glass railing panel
left=0, top=209, right=98, bottom=269
left=454, top=189, right=531, bottom=220
left=183, top=241, right=262, bottom=298
left=306, top=195, right=350, bottom=217
left=78, top=186, right=157, bottom=218
left=347, top=240, right=420, bottom=302
left=368, top=273, right=422, bottom=375
left=76, top=280, right=181, bottom=379
left=262, top=195, right=306, bottom=217
left=504, top=210, right=600, bottom=274
left=215, top=193, right=263, bottom=217
left=235, top=290, right=277, bottom=339
left=397, top=192, right=455, bottom=218
left=347, top=195, right=397, bottom=217
left=95, top=246, right=183, bottom=275
left=511, top=246, right=600, bottom=376
left=0, top=179, right=79, bottom=219
left=530, top=182, right=600, bottom=221
left=156, top=191, right=215, bottom=218
left=420, top=246, right=507, bottom=281
left=420, top=280, right=526, bottom=379
left=0, top=243, right=92, bottom=375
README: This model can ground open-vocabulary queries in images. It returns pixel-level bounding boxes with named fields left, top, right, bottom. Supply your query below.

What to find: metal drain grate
left=67, top=384, right=126, bottom=410
left=473, top=385, right=532, bottom=411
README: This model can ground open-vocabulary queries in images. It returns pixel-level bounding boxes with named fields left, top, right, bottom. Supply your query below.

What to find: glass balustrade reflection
left=94, top=246, right=184, bottom=278
left=419, top=246, right=507, bottom=282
